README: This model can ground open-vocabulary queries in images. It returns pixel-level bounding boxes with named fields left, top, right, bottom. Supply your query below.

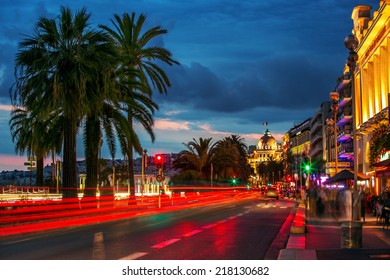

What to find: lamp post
left=339, top=34, right=363, bottom=249
left=344, top=34, right=359, bottom=221
left=328, top=91, right=340, bottom=176
left=141, top=149, right=147, bottom=196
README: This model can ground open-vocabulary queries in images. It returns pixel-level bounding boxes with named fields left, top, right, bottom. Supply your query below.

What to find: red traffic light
left=155, top=154, right=164, bottom=167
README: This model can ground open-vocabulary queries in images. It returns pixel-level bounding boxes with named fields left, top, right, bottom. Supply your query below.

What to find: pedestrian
left=382, top=192, right=390, bottom=229
left=376, top=199, right=384, bottom=223
left=316, top=187, right=327, bottom=217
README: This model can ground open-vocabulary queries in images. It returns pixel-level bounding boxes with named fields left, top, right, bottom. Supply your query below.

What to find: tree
left=257, top=155, right=284, bottom=185
left=83, top=102, right=137, bottom=197
left=9, top=106, right=62, bottom=188
left=217, top=135, right=251, bottom=183
left=101, top=12, right=179, bottom=197
left=172, top=138, right=217, bottom=183
left=369, top=123, right=390, bottom=167
left=13, top=7, right=116, bottom=198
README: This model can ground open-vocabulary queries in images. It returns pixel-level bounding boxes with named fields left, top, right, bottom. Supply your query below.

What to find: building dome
left=258, top=129, right=277, bottom=150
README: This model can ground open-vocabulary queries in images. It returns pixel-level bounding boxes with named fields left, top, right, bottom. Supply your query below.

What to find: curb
left=277, top=201, right=318, bottom=260
left=290, top=203, right=306, bottom=234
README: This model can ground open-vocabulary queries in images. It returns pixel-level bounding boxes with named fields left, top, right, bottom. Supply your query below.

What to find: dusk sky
left=0, top=0, right=379, bottom=171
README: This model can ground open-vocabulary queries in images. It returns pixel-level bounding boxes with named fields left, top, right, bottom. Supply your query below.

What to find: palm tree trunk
left=84, top=116, right=99, bottom=198
left=62, top=116, right=78, bottom=199
left=127, top=111, right=136, bottom=204
left=51, top=150, right=55, bottom=193
left=36, top=156, right=44, bottom=187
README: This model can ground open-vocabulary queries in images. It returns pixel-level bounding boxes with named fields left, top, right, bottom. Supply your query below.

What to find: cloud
left=0, top=104, right=13, bottom=111
left=154, top=118, right=191, bottom=131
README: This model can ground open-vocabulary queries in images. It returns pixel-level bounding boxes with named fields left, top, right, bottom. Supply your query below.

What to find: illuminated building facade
left=288, top=119, right=311, bottom=187
left=309, top=102, right=331, bottom=174
left=290, top=118, right=311, bottom=158
left=341, top=1, right=390, bottom=193
left=248, top=129, right=283, bottom=175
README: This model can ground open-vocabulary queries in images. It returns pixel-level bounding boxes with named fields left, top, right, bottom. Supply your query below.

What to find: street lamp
left=344, top=34, right=359, bottom=221
left=339, top=34, right=363, bottom=249
left=328, top=91, right=340, bottom=176
left=141, top=149, right=147, bottom=196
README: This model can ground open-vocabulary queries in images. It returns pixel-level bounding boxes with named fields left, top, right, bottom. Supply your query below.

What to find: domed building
left=248, top=129, right=283, bottom=175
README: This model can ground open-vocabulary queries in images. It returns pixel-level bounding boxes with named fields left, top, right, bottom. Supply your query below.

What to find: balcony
left=309, top=144, right=323, bottom=158
left=337, top=125, right=352, bottom=142
left=338, top=88, right=352, bottom=109
left=311, top=132, right=323, bottom=146
left=338, top=141, right=354, bottom=159
left=310, top=121, right=322, bottom=135
left=337, top=107, right=352, bottom=126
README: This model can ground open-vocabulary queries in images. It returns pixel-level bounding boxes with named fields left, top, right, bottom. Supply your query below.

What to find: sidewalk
left=278, top=202, right=390, bottom=260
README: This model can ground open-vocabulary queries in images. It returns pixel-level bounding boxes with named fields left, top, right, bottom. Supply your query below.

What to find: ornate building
left=248, top=129, right=283, bottom=175
left=338, top=1, right=390, bottom=194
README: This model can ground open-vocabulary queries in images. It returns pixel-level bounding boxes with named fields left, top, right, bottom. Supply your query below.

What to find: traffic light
left=155, top=154, right=164, bottom=168
left=305, top=164, right=310, bottom=172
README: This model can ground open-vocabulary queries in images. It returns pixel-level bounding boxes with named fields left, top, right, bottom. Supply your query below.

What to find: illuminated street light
left=141, top=149, right=147, bottom=196
left=344, top=34, right=359, bottom=221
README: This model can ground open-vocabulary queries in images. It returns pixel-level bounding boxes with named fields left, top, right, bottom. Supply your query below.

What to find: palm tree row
left=9, top=6, right=178, bottom=199
left=171, top=135, right=252, bottom=185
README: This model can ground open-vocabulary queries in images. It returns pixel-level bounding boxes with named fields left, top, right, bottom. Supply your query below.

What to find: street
left=0, top=196, right=297, bottom=260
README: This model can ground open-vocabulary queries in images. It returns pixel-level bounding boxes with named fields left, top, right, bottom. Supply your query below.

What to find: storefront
left=374, top=158, right=390, bottom=193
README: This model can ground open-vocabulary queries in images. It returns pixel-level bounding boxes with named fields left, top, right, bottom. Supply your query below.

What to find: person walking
left=376, top=199, right=384, bottom=224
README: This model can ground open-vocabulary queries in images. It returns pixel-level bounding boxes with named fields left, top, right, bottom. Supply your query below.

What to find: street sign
left=24, top=162, right=35, bottom=166
left=326, top=162, right=351, bottom=168
left=156, top=174, right=164, bottom=182
left=27, top=157, right=36, bottom=161
left=27, top=166, right=37, bottom=170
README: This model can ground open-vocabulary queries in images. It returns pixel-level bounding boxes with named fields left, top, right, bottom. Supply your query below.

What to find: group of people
left=308, top=186, right=390, bottom=227
left=370, top=192, right=390, bottom=228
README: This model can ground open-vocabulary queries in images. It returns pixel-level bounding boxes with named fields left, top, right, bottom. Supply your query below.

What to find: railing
left=1, top=186, right=50, bottom=194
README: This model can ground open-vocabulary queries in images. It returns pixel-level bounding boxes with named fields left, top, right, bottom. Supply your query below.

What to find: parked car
left=266, top=187, right=279, bottom=200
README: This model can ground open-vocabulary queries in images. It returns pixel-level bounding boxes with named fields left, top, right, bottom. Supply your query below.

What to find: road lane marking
left=151, top=238, right=180, bottom=249
left=183, top=229, right=203, bottom=237
left=217, top=219, right=227, bottom=224
left=202, top=223, right=217, bottom=229
left=119, top=252, right=149, bottom=260
left=228, top=215, right=238, bottom=220
left=92, top=232, right=106, bottom=260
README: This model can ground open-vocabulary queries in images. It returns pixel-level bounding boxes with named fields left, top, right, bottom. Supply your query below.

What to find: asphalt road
left=0, top=196, right=297, bottom=260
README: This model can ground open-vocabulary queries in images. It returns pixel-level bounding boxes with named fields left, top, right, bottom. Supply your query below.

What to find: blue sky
left=0, top=0, right=379, bottom=171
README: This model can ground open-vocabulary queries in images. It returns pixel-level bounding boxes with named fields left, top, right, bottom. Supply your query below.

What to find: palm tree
left=219, top=135, right=251, bottom=183
left=100, top=12, right=179, bottom=197
left=257, top=155, right=285, bottom=185
left=213, top=139, right=240, bottom=181
left=13, top=7, right=116, bottom=198
left=9, top=107, right=63, bottom=187
left=172, top=138, right=217, bottom=183
left=83, top=102, right=140, bottom=197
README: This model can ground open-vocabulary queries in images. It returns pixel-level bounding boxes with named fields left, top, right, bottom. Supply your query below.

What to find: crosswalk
left=257, top=199, right=297, bottom=209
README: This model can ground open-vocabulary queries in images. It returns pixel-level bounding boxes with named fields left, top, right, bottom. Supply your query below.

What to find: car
left=266, top=187, right=280, bottom=200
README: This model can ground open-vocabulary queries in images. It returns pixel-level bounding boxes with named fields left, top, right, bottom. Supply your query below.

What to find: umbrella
left=327, top=169, right=369, bottom=184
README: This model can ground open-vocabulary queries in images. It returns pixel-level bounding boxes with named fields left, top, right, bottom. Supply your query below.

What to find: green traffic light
left=305, top=165, right=310, bottom=171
